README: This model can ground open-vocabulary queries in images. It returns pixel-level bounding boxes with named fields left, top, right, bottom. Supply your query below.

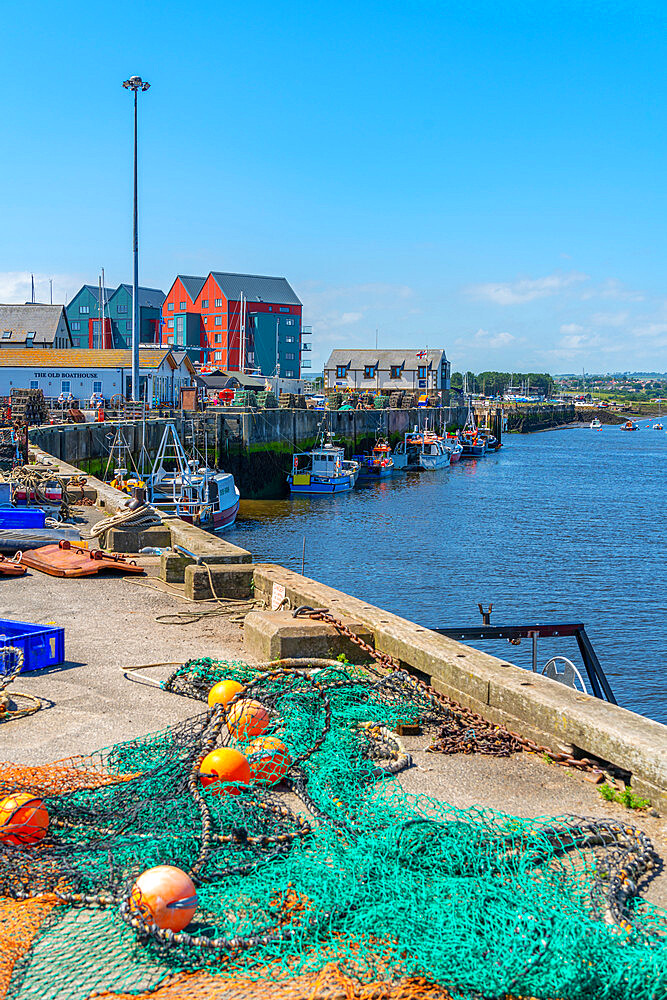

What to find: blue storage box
left=0, top=619, right=65, bottom=674
left=0, top=507, right=46, bottom=529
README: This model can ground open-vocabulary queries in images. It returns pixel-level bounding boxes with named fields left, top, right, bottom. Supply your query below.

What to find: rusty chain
left=293, top=606, right=604, bottom=778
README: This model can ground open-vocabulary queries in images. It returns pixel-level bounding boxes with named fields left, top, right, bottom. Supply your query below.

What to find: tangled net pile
left=1, top=657, right=665, bottom=1000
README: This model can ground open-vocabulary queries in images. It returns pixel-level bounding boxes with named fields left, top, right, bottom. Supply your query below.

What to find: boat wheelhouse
left=288, top=434, right=360, bottom=494
left=590, top=418, right=602, bottom=430
left=620, top=420, right=639, bottom=431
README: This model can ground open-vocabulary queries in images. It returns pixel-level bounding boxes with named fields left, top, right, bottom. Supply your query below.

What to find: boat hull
left=461, top=444, right=486, bottom=457
left=287, top=473, right=356, bottom=494
left=357, top=464, right=394, bottom=479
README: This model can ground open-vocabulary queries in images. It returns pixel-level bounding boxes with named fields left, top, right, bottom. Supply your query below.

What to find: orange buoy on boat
left=130, top=865, right=198, bottom=932
left=199, top=747, right=251, bottom=795
left=207, top=679, right=245, bottom=709
left=245, top=736, right=290, bottom=784
left=0, top=793, right=49, bottom=845
left=226, top=698, right=270, bottom=740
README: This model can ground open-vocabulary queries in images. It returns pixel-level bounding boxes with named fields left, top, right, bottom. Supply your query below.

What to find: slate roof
left=80, top=284, right=113, bottom=303
left=210, top=272, right=301, bottom=306
left=0, top=348, right=184, bottom=369
left=325, top=349, right=446, bottom=370
left=177, top=275, right=207, bottom=302
left=0, top=305, right=70, bottom=345
left=115, top=285, right=166, bottom=309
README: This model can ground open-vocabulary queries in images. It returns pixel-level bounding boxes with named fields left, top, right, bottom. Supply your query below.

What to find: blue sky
left=2, top=0, right=667, bottom=373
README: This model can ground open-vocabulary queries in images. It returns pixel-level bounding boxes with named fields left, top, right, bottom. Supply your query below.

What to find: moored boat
left=620, top=420, right=639, bottom=431
left=393, top=431, right=451, bottom=470
left=288, top=432, right=360, bottom=494
left=143, top=424, right=240, bottom=530
left=354, top=440, right=394, bottom=479
left=590, top=418, right=602, bottom=430
left=445, top=434, right=463, bottom=463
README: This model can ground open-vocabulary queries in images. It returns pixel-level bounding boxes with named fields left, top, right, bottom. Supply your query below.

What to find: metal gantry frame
left=429, top=621, right=617, bottom=704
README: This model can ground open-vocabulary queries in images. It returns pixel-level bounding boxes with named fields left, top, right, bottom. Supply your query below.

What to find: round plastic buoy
left=245, top=736, right=290, bottom=784
left=0, top=793, right=49, bottom=846
left=130, top=865, right=198, bottom=931
left=199, top=747, right=251, bottom=795
left=226, top=698, right=270, bottom=740
left=207, top=679, right=245, bottom=709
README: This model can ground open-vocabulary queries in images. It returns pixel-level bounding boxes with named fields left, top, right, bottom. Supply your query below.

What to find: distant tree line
left=450, top=371, right=555, bottom=397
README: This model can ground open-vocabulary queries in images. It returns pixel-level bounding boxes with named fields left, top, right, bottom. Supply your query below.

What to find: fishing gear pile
left=0, top=657, right=664, bottom=1000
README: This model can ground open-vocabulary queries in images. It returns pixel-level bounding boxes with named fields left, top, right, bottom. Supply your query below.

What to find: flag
left=416, top=350, right=427, bottom=359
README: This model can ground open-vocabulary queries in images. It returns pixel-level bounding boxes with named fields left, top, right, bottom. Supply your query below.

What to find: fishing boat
left=650, top=402, right=663, bottom=430
left=143, top=424, right=240, bottom=530
left=459, top=398, right=487, bottom=458
left=354, top=440, right=394, bottom=479
left=393, top=430, right=451, bottom=470
left=288, top=431, right=360, bottom=494
left=479, top=429, right=501, bottom=451
left=590, top=418, right=602, bottom=430
left=445, top=434, right=463, bottom=463
left=620, top=420, right=639, bottom=431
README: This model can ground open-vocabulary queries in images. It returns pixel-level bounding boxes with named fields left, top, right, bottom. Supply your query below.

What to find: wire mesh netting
left=1, top=656, right=665, bottom=1000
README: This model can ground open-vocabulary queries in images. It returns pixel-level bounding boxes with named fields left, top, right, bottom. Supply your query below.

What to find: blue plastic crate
left=0, top=507, right=46, bottom=529
left=0, top=619, right=65, bottom=674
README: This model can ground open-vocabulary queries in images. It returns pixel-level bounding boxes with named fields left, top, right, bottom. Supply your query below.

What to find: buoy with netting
left=130, top=865, right=198, bottom=932
left=199, top=747, right=251, bottom=795
left=245, top=736, right=290, bottom=783
left=207, top=678, right=245, bottom=709
left=0, top=793, right=49, bottom=845
left=226, top=698, right=270, bottom=739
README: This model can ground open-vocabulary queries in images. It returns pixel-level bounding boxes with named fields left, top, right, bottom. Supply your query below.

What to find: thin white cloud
left=473, top=328, right=515, bottom=348
left=465, top=271, right=589, bottom=305
left=340, top=312, right=363, bottom=325
left=590, top=311, right=629, bottom=327
left=560, top=323, right=585, bottom=335
left=581, top=278, right=644, bottom=302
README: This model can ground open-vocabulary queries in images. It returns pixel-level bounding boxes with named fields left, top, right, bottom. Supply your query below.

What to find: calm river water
left=226, top=423, right=667, bottom=724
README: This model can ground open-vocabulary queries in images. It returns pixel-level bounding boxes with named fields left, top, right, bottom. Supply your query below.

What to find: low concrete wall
left=251, top=563, right=667, bottom=809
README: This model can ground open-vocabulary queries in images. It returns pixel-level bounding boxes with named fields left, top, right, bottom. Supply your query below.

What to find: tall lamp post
left=122, top=75, right=150, bottom=402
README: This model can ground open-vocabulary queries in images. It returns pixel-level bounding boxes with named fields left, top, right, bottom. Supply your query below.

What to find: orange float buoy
left=226, top=698, right=270, bottom=740
left=130, top=865, right=198, bottom=932
left=199, top=747, right=251, bottom=795
left=0, top=793, right=49, bottom=846
left=207, top=678, right=245, bottom=709
left=245, top=736, right=290, bottom=784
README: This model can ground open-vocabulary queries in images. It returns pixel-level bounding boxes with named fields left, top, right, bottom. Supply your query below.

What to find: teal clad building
left=66, top=284, right=165, bottom=350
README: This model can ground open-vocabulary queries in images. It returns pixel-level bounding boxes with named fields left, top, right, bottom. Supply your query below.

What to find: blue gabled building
left=66, top=283, right=165, bottom=350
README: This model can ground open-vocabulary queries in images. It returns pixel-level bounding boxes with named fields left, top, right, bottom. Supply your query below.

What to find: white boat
left=393, top=430, right=451, bottom=470
left=590, top=418, right=602, bottom=430
left=144, top=424, right=240, bottom=530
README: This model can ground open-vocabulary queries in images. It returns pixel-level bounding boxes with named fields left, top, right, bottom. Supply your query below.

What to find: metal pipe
left=132, top=85, right=139, bottom=402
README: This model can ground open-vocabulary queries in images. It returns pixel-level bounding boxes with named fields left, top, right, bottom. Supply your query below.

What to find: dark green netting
left=1, top=657, right=665, bottom=1000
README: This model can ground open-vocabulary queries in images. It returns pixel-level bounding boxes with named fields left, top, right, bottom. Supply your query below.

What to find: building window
left=336, top=365, right=347, bottom=378
left=179, top=301, right=186, bottom=310
left=30, top=380, right=38, bottom=390
left=286, top=335, right=295, bottom=343
left=177, top=317, right=184, bottom=333
left=93, top=321, right=100, bottom=334
left=201, top=299, right=208, bottom=308
left=26, top=333, right=35, bottom=346
left=117, top=304, right=127, bottom=313
left=2, top=330, right=11, bottom=339
left=70, top=321, right=80, bottom=332
left=285, top=370, right=295, bottom=377
left=167, top=318, right=174, bottom=330
left=286, top=318, right=294, bottom=325
left=126, top=321, right=132, bottom=331
left=214, top=298, right=222, bottom=307
left=214, top=316, right=222, bottom=326
left=61, top=380, right=71, bottom=393
left=215, top=351, right=222, bottom=360
left=167, top=302, right=174, bottom=311
left=215, top=334, right=222, bottom=343
left=390, top=365, right=401, bottom=379
left=285, top=352, right=295, bottom=360
left=418, top=365, right=427, bottom=379
left=93, top=381, right=102, bottom=393
left=364, top=365, right=376, bottom=379
left=79, top=305, right=89, bottom=314
left=279, top=307, right=289, bottom=313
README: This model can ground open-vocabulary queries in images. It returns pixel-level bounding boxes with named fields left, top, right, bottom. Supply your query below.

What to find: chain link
left=294, top=606, right=604, bottom=777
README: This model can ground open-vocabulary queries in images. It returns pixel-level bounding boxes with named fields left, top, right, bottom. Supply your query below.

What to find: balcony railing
left=302, top=325, right=313, bottom=334
left=301, top=360, right=312, bottom=368
left=302, top=343, right=312, bottom=351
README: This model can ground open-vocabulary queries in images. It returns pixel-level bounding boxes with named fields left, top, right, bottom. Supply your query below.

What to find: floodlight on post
left=122, top=75, right=150, bottom=402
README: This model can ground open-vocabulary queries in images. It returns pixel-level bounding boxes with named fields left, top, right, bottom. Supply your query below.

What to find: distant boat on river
left=620, top=420, right=639, bottom=431
left=590, top=418, right=602, bottom=430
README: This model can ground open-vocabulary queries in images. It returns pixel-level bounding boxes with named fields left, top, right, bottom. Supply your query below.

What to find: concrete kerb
left=250, top=563, right=667, bottom=810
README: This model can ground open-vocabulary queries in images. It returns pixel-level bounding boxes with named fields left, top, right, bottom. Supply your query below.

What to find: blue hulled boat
left=288, top=432, right=360, bottom=494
